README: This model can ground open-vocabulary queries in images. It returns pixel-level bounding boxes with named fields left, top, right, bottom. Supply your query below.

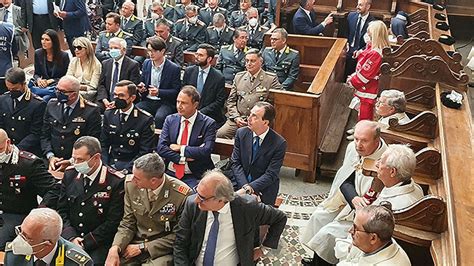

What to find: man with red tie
left=157, top=85, right=217, bottom=188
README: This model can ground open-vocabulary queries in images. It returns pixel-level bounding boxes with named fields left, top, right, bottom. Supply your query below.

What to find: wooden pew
left=408, top=8, right=429, bottom=23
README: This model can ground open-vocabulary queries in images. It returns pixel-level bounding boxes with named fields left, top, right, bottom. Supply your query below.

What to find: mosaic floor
left=256, top=192, right=328, bottom=265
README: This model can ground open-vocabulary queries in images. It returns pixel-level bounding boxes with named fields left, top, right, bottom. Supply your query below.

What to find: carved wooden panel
left=381, top=129, right=430, bottom=153
left=415, top=147, right=442, bottom=181
left=407, top=20, right=429, bottom=35
left=388, top=110, right=438, bottom=139
left=383, top=38, right=464, bottom=73
left=394, top=195, right=448, bottom=234
left=409, top=9, right=428, bottom=23
left=381, top=55, right=469, bottom=91
left=404, top=85, right=436, bottom=109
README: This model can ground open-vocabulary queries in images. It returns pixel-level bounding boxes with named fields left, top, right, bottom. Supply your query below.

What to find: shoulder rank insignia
left=66, top=248, right=91, bottom=266
left=109, top=167, right=125, bottom=179
left=177, top=185, right=190, bottom=195
left=125, top=174, right=134, bottom=182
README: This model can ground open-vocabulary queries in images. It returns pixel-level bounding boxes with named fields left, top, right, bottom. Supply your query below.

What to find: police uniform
left=0, top=147, right=60, bottom=250
left=41, top=97, right=102, bottom=160
left=262, top=46, right=300, bottom=90
left=121, top=15, right=144, bottom=45
left=0, top=89, right=46, bottom=156
left=165, top=35, right=184, bottom=66
left=94, top=29, right=133, bottom=62
left=143, top=17, right=174, bottom=41
left=173, top=18, right=208, bottom=52
left=198, top=6, right=228, bottom=26
left=239, top=24, right=268, bottom=49
left=145, top=3, right=176, bottom=22
left=5, top=237, right=93, bottom=266
left=217, top=70, right=281, bottom=139
left=57, top=164, right=125, bottom=264
left=216, top=44, right=248, bottom=84
left=173, top=4, right=187, bottom=22
left=207, top=25, right=234, bottom=52
left=112, top=174, right=191, bottom=265
left=229, top=10, right=247, bottom=28
left=101, top=106, right=156, bottom=174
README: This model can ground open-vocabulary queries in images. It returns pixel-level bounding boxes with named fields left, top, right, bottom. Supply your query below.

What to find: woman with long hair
left=29, top=29, right=70, bottom=102
left=347, top=20, right=390, bottom=121
left=66, top=37, right=102, bottom=102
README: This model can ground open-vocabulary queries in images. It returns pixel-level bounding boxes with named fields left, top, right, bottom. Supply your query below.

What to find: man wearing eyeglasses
left=0, top=129, right=60, bottom=251
left=5, top=208, right=93, bottom=265
left=174, top=169, right=287, bottom=265
left=105, top=153, right=191, bottom=266
left=335, top=204, right=411, bottom=265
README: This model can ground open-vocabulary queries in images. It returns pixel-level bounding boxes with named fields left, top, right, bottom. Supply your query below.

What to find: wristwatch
left=138, top=242, right=146, bottom=252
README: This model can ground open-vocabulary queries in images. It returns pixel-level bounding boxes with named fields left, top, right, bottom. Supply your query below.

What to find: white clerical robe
left=300, top=140, right=388, bottom=263
left=378, top=112, right=410, bottom=126
left=337, top=239, right=411, bottom=266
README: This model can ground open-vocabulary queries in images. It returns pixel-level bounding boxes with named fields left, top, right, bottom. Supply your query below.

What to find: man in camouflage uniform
left=217, top=49, right=282, bottom=139
left=95, top=12, right=133, bottom=62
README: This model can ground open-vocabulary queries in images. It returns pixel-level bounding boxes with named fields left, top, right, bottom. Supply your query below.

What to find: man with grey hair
left=376, top=89, right=410, bottom=125
left=5, top=208, right=93, bottom=265
left=41, top=75, right=101, bottom=171
left=120, top=1, right=144, bottom=46
left=56, top=136, right=125, bottom=264
left=262, top=28, right=300, bottom=90
left=198, top=0, right=228, bottom=26
left=105, top=153, right=191, bottom=265
left=336, top=204, right=411, bottom=265
left=174, top=169, right=287, bottom=265
left=207, top=13, right=235, bottom=52
left=173, top=4, right=208, bottom=52
left=239, top=7, right=268, bottom=49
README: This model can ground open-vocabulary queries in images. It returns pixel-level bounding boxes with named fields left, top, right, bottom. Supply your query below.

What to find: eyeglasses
left=192, top=185, right=215, bottom=202
left=350, top=223, right=370, bottom=234
left=74, top=46, right=84, bottom=50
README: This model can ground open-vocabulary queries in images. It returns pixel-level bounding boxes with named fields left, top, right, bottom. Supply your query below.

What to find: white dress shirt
left=168, top=111, right=198, bottom=174
left=252, top=127, right=269, bottom=146
left=34, top=242, right=58, bottom=265
left=109, top=56, right=125, bottom=91
left=84, top=161, right=103, bottom=184
left=196, top=202, right=239, bottom=266
left=198, top=65, right=210, bottom=86
left=351, top=12, right=370, bottom=47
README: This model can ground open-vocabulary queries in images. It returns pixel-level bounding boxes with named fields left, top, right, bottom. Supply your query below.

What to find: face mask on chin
left=11, top=235, right=49, bottom=256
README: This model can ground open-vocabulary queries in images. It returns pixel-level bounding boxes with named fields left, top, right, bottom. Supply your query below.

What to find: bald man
left=0, top=129, right=60, bottom=250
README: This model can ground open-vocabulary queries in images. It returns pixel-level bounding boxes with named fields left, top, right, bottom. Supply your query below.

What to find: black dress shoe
left=301, top=257, right=314, bottom=266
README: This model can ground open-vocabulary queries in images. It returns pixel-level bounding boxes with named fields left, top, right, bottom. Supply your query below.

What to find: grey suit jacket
left=0, top=5, right=29, bottom=52
left=174, top=194, right=287, bottom=265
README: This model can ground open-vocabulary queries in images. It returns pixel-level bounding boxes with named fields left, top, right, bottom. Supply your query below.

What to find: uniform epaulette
left=208, top=25, right=215, bottom=29
left=264, top=46, right=272, bottom=51
left=197, top=20, right=205, bottom=26
left=173, top=36, right=183, bottom=42
left=176, top=18, right=186, bottom=23
left=223, top=44, right=232, bottom=50
left=138, top=108, right=152, bottom=117
left=289, top=47, right=299, bottom=54
left=122, top=31, right=133, bottom=37
left=172, top=183, right=191, bottom=195
left=99, top=30, right=107, bottom=35
left=266, top=71, right=277, bottom=76
left=84, top=100, right=98, bottom=107
left=65, top=248, right=91, bottom=266
left=5, top=242, right=12, bottom=251
left=261, top=26, right=269, bottom=31
left=235, top=70, right=246, bottom=77
left=107, top=167, right=125, bottom=178
left=19, top=150, right=37, bottom=160
left=226, top=26, right=234, bottom=31
left=125, top=174, right=134, bottom=182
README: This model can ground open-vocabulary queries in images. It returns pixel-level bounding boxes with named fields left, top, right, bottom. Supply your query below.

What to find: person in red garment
left=347, top=20, right=390, bottom=121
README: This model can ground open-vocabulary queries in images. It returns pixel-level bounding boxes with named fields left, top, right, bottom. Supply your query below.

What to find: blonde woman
left=347, top=20, right=390, bottom=121
left=66, top=37, right=102, bottom=102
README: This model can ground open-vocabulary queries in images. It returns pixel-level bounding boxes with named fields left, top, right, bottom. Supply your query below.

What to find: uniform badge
left=74, top=128, right=81, bottom=135
left=160, top=215, right=165, bottom=221
left=177, top=185, right=190, bottom=195
left=164, top=189, right=169, bottom=198
left=98, top=208, right=104, bottom=214
left=107, top=186, right=112, bottom=190
left=129, top=139, right=135, bottom=146
left=160, top=203, right=176, bottom=215
left=93, top=201, right=98, bottom=206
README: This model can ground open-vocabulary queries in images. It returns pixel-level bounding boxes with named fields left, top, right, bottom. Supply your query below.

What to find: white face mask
left=74, top=157, right=93, bottom=175
left=0, top=151, right=9, bottom=163
left=248, top=17, right=258, bottom=27
left=188, top=16, right=197, bottom=24
left=363, top=33, right=371, bottom=44
left=11, top=235, right=48, bottom=256
left=151, top=13, right=160, bottom=20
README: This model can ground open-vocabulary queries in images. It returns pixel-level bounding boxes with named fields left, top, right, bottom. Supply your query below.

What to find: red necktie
left=174, top=120, right=189, bottom=179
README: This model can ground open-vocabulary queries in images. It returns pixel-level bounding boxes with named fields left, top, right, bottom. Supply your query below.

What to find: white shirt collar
left=84, top=161, right=103, bottom=183
left=216, top=201, right=231, bottom=214
left=199, top=65, right=211, bottom=74
left=253, top=127, right=270, bottom=142
left=276, top=45, right=287, bottom=55
left=114, top=55, right=125, bottom=64
left=120, top=103, right=134, bottom=117
left=148, top=174, right=166, bottom=199
left=181, top=110, right=198, bottom=125
left=301, top=7, right=312, bottom=18
left=34, top=242, right=58, bottom=265
left=152, top=59, right=165, bottom=69
left=6, top=5, right=13, bottom=13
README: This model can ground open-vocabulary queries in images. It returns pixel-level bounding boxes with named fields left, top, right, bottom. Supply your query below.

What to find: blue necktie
left=203, top=211, right=219, bottom=266
left=247, top=136, right=260, bottom=182
left=197, top=70, right=204, bottom=94
left=3, top=10, right=8, bottom=22
left=353, top=16, right=362, bottom=49
left=111, top=62, right=119, bottom=97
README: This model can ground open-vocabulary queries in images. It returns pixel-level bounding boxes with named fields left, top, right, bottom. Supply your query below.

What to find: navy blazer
left=157, top=112, right=217, bottom=180
left=33, top=49, right=70, bottom=83
left=292, top=7, right=324, bottom=35
left=141, top=58, right=181, bottom=107
left=231, top=127, right=287, bottom=205
left=62, top=0, right=90, bottom=37
left=182, top=65, right=227, bottom=123
left=347, top=11, right=375, bottom=53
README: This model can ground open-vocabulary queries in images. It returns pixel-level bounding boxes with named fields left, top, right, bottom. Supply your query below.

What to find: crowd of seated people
left=0, top=0, right=430, bottom=264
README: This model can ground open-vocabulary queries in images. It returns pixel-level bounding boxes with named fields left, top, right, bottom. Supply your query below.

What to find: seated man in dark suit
left=136, top=36, right=181, bottom=129
left=183, top=44, right=227, bottom=125
left=216, top=28, right=249, bottom=84
left=198, top=0, right=228, bottom=26
left=238, top=7, right=268, bottom=49
left=157, top=86, right=217, bottom=188
left=207, top=13, right=235, bottom=52
left=173, top=4, right=208, bottom=52
left=154, top=18, right=184, bottom=66
left=174, top=169, right=287, bottom=265
left=292, top=0, right=333, bottom=36
left=96, top=37, right=141, bottom=111
left=101, top=80, right=155, bottom=173
left=231, top=101, right=287, bottom=206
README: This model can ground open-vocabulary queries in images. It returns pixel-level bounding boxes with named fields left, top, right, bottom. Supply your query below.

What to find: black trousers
left=32, top=14, right=52, bottom=49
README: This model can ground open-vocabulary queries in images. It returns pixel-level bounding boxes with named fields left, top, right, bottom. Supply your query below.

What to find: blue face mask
left=56, top=91, right=69, bottom=103
left=109, top=48, right=122, bottom=60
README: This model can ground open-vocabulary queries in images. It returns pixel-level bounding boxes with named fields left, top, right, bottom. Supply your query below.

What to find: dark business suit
left=174, top=194, right=287, bottom=265
left=292, top=7, right=324, bottom=35
left=21, top=0, right=59, bottom=49
left=231, top=127, right=287, bottom=205
left=96, top=56, right=141, bottom=104
left=57, top=165, right=125, bottom=264
left=182, top=65, right=227, bottom=124
left=345, top=11, right=375, bottom=77
left=136, top=58, right=181, bottom=129
left=61, top=0, right=90, bottom=51
left=157, top=112, right=217, bottom=187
